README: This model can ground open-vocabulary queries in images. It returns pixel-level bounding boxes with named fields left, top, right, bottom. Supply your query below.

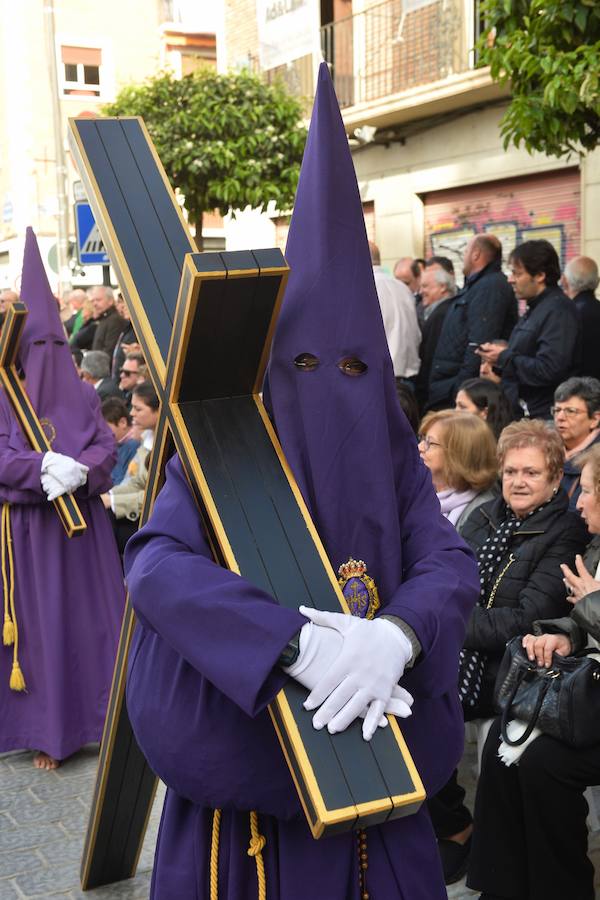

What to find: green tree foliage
left=477, top=0, right=600, bottom=157
left=103, top=69, right=307, bottom=247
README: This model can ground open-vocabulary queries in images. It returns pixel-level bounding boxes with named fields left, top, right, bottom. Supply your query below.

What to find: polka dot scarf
left=458, top=497, right=555, bottom=711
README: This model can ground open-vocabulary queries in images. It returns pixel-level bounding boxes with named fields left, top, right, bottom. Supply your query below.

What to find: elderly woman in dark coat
left=431, top=419, right=588, bottom=884
left=467, top=442, right=600, bottom=900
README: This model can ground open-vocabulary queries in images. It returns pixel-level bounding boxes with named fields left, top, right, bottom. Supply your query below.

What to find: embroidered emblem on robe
left=338, top=558, right=380, bottom=619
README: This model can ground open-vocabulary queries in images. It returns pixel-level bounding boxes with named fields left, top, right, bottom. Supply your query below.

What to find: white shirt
left=372, top=266, right=421, bottom=377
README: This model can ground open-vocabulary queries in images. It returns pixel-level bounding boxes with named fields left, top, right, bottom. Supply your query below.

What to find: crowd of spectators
left=59, top=285, right=158, bottom=553
left=3, top=233, right=600, bottom=895
left=378, top=238, right=600, bottom=897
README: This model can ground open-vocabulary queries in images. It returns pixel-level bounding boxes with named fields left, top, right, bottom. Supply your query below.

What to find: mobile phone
left=467, top=342, right=481, bottom=349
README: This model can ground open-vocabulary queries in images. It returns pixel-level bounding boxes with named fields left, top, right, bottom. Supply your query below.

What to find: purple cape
left=0, top=229, right=125, bottom=759
left=125, top=64, right=479, bottom=899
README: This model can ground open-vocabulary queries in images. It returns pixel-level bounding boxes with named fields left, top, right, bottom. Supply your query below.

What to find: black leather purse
left=494, top=635, right=600, bottom=748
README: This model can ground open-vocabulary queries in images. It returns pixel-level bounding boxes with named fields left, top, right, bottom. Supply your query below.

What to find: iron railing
left=320, top=0, right=468, bottom=109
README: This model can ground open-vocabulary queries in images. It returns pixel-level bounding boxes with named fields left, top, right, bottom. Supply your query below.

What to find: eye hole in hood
left=294, top=352, right=319, bottom=372
left=338, top=356, right=368, bottom=377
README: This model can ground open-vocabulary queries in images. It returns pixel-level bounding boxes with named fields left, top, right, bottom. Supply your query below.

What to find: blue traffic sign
left=74, top=202, right=110, bottom=265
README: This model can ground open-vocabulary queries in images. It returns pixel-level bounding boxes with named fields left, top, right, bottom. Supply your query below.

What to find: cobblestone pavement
left=0, top=746, right=164, bottom=899
left=1, top=740, right=599, bottom=899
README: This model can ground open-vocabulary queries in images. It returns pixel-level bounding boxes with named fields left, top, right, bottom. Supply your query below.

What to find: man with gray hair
left=414, top=261, right=455, bottom=410
left=81, top=350, right=122, bottom=401
left=563, top=256, right=600, bottom=380
left=90, top=285, right=127, bottom=359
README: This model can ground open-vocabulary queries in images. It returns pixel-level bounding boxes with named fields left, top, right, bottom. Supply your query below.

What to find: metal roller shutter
left=423, top=168, right=580, bottom=282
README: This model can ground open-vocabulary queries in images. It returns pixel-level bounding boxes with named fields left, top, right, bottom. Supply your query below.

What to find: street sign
left=73, top=180, right=88, bottom=203
left=74, top=202, right=110, bottom=265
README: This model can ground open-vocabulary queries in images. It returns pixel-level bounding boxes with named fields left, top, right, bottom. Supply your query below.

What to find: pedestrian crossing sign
left=74, top=202, right=110, bottom=265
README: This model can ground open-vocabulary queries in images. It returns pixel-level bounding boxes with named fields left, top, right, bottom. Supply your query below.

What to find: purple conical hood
left=17, top=227, right=99, bottom=457
left=267, top=63, right=421, bottom=601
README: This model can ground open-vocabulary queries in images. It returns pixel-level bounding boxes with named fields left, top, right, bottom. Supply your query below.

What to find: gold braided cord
left=247, top=811, right=267, bottom=900
left=2, top=504, right=24, bottom=691
left=2, top=504, right=14, bottom=645
left=210, top=809, right=221, bottom=900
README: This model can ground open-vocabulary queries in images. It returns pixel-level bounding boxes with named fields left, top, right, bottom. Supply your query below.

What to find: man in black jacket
left=479, top=240, right=581, bottom=420
left=563, top=255, right=600, bottom=380
left=414, top=261, right=455, bottom=410
left=428, top=234, right=517, bottom=410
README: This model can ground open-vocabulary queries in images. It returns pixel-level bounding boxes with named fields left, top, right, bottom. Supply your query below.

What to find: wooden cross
left=0, top=302, right=86, bottom=537
left=68, top=116, right=424, bottom=890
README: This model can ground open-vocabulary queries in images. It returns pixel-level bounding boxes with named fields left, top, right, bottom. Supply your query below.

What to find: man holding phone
left=477, top=240, right=580, bottom=419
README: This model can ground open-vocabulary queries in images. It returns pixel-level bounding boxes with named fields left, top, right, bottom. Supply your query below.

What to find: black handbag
left=494, top=635, right=600, bottom=749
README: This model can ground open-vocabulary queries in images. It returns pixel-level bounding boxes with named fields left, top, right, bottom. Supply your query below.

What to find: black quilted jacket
left=459, top=489, right=589, bottom=714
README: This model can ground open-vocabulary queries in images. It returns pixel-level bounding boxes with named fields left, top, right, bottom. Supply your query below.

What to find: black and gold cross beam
left=0, top=302, right=86, bottom=537
left=69, top=116, right=425, bottom=890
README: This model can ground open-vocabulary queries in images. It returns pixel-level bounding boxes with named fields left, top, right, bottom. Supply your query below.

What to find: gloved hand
left=299, top=606, right=413, bottom=741
left=285, top=621, right=412, bottom=734
left=283, top=621, right=343, bottom=685
left=41, top=471, right=69, bottom=502
left=41, top=451, right=88, bottom=497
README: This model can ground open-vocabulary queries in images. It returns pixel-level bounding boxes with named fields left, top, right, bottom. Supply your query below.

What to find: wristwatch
left=278, top=630, right=301, bottom=668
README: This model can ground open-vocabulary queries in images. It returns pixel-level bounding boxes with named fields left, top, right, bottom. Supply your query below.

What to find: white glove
left=41, top=451, right=88, bottom=497
left=286, top=622, right=412, bottom=734
left=498, top=720, right=542, bottom=767
left=41, top=471, right=69, bottom=502
left=284, top=621, right=343, bottom=685
left=299, top=606, right=413, bottom=741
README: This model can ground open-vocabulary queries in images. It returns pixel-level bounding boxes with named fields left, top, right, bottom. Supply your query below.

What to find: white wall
left=352, top=103, right=599, bottom=271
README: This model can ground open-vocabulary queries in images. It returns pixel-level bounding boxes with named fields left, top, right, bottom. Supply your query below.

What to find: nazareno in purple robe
left=0, top=228, right=125, bottom=761
left=124, top=64, right=480, bottom=899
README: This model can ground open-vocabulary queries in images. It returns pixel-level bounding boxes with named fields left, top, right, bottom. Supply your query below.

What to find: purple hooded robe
left=125, top=65, right=479, bottom=899
left=0, top=228, right=125, bottom=761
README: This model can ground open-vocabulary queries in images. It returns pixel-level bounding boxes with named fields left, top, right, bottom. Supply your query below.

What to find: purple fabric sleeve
left=0, top=393, right=45, bottom=503
left=379, top=463, right=479, bottom=699
left=125, top=455, right=307, bottom=717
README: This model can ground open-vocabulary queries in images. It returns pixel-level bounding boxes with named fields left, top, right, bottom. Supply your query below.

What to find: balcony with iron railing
left=318, top=0, right=505, bottom=129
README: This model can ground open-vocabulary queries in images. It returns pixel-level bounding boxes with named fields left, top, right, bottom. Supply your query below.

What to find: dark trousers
left=467, top=718, right=600, bottom=900
left=427, top=769, right=472, bottom=839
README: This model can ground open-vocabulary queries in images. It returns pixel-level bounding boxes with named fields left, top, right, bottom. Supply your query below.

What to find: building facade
left=0, top=0, right=221, bottom=294
left=220, top=0, right=600, bottom=277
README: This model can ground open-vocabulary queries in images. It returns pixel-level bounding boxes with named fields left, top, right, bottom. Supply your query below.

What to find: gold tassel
left=210, top=809, right=221, bottom=900
left=3, top=616, right=14, bottom=646
left=247, top=811, right=267, bottom=900
left=10, top=661, right=25, bottom=691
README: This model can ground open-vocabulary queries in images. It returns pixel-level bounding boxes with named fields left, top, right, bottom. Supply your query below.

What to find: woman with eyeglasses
left=467, top=442, right=600, bottom=900
left=418, top=410, right=498, bottom=530
left=552, top=376, right=600, bottom=509
left=427, top=418, right=588, bottom=885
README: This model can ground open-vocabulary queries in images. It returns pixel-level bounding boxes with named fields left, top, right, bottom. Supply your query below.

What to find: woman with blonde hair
left=418, top=410, right=498, bottom=530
